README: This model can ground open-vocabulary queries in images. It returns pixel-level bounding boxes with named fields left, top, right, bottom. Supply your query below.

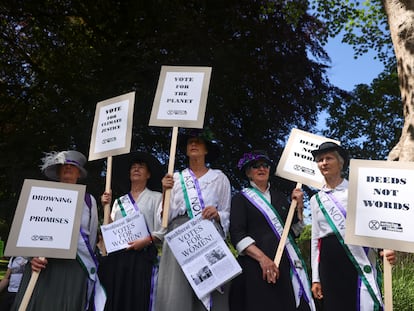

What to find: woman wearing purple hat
left=12, top=150, right=105, bottom=311
left=229, top=150, right=314, bottom=311
left=310, top=142, right=395, bottom=311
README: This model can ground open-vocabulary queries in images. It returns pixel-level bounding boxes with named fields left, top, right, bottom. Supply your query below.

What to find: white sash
left=242, top=188, right=315, bottom=311
left=316, top=192, right=383, bottom=310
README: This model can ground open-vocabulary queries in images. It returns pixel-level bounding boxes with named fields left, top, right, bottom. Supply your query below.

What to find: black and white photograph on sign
left=88, top=91, right=135, bottom=161
left=149, top=66, right=211, bottom=128
left=276, top=128, right=340, bottom=189
left=205, top=246, right=226, bottom=265
left=346, top=159, right=414, bottom=253
left=5, top=179, right=85, bottom=259
left=191, top=266, right=213, bottom=286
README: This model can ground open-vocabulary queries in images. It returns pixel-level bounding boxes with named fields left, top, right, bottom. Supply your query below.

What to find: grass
left=392, top=252, right=414, bottom=311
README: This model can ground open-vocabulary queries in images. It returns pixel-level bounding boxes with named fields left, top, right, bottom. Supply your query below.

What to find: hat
left=178, top=129, right=220, bottom=163
left=237, top=150, right=275, bottom=175
left=40, top=150, right=87, bottom=181
left=112, top=151, right=164, bottom=193
left=311, top=142, right=349, bottom=170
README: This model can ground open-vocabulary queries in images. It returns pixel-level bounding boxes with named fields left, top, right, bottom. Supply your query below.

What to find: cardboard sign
left=89, top=91, right=135, bottom=161
left=276, top=128, right=340, bottom=189
left=100, top=211, right=150, bottom=254
left=149, top=66, right=211, bottom=128
left=345, top=159, right=414, bottom=252
left=5, top=179, right=85, bottom=258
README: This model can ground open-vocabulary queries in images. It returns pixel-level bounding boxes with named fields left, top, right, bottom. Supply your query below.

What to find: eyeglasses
left=251, top=162, right=270, bottom=169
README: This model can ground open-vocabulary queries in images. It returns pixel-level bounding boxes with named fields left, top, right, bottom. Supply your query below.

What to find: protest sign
left=88, top=91, right=135, bottom=161
left=276, top=128, right=340, bottom=189
left=149, top=66, right=212, bottom=227
left=165, top=215, right=241, bottom=300
left=345, top=159, right=414, bottom=253
left=5, top=179, right=85, bottom=259
left=149, top=66, right=211, bottom=128
left=100, top=211, right=150, bottom=254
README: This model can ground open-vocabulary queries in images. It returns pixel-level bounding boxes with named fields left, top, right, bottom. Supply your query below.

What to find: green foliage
left=321, top=67, right=402, bottom=160
left=312, top=0, right=394, bottom=64
left=393, top=252, right=414, bottom=310
left=0, top=0, right=332, bottom=231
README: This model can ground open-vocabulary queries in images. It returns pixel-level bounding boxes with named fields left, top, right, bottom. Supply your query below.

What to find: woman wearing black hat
left=229, top=150, right=314, bottom=311
left=100, top=151, right=165, bottom=311
left=154, top=130, right=231, bottom=311
left=310, top=142, right=395, bottom=311
left=12, top=151, right=105, bottom=311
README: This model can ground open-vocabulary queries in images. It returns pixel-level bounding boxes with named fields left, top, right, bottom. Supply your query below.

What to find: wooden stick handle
left=18, top=257, right=45, bottom=311
left=383, top=249, right=393, bottom=311
left=103, top=156, right=112, bottom=226
left=162, top=126, right=178, bottom=228
left=274, top=183, right=302, bottom=266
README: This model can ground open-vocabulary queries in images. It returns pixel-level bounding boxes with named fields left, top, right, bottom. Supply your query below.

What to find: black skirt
left=319, top=235, right=358, bottom=311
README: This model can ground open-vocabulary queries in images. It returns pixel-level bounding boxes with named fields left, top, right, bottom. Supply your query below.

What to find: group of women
left=7, top=131, right=396, bottom=311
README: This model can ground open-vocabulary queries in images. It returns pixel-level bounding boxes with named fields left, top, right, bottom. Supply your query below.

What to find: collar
left=250, top=181, right=270, bottom=194
left=321, top=179, right=348, bottom=193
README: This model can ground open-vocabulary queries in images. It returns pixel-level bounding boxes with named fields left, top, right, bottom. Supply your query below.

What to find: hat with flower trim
left=40, top=150, right=87, bottom=181
left=237, top=150, right=275, bottom=175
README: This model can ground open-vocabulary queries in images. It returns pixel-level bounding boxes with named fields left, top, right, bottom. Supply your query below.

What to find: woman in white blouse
left=155, top=130, right=231, bottom=311
left=310, top=142, right=395, bottom=311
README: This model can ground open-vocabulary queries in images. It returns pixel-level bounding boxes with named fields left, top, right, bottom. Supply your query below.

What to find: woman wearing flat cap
left=100, top=151, right=165, bottom=311
left=229, top=150, right=314, bottom=311
left=12, top=150, right=105, bottom=311
left=310, top=142, right=395, bottom=311
left=154, top=129, right=231, bottom=311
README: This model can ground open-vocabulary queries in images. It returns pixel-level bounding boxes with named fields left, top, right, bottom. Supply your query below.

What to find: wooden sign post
left=274, top=128, right=339, bottom=266
left=149, top=66, right=212, bottom=228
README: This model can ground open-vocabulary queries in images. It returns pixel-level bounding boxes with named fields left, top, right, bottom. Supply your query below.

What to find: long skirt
left=12, top=258, right=88, bottom=311
left=98, top=244, right=157, bottom=311
left=154, top=215, right=229, bottom=311
left=319, top=235, right=358, bottom=311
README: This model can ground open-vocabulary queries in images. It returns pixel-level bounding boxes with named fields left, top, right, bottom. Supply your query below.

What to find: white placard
left=165, top=215, right=242, bottom=300
left=346, top=159, right=414, bottom=252
left=276, top=128, right=340, bottom=189
left=89, top=91, right=135, bottom=161
left=100, top=212, right=150, bottom=254
left=5, top=179, right=85, bottom=258
left=149, top=66, right=211, bottom=128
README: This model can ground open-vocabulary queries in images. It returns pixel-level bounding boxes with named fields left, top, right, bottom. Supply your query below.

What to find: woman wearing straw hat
left=154, top=129, right=231, bottom=311
left=229, top=150, right=314, bottom=311
left=310, top=142, right=395, bottom=311
left=12, top=150, right=105, bottom=311
left=100, top=151, right=165, bottom=311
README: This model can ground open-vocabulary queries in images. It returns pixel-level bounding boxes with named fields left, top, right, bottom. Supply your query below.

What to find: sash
left=316, top=192, right=383, bottom=311
left=179, top=169, right=212, bottom=311
left=78, top=194, right=106, bottom=310
left=242, top=188, right=315, bottom=311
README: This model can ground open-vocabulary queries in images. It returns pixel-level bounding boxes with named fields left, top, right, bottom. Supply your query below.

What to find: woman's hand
left=312, top=282, right=323, bottom=299
left=380, top=249, right=397, bottom=265
left=101, top=191, right=112, bottom=206
left=292, top=188, right=304, bottom=221
left=202, top=206, right=219, bottom=222
left=162, top=174, right=174, bottom=191
left=31, top=257, right=48, bottom=272
left=258, top=255, right=279, bottom=284
left=126, top=236, right=153, bottom=251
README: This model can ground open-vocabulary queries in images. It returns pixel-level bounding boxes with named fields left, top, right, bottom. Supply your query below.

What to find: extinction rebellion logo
left=369, top=220, right=403, bottom=233
left=31, top=235, right=53, bottom=241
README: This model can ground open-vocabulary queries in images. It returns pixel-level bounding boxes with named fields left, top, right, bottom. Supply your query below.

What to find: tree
left=0, top=0, right=332, bottom=232
left=313, top=0, right=414, bottom=161
left=321, top=68, right=403, bottom=160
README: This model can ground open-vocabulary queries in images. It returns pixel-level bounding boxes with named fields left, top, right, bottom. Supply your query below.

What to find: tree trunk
left=384, top=0, right=414, bottom=161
